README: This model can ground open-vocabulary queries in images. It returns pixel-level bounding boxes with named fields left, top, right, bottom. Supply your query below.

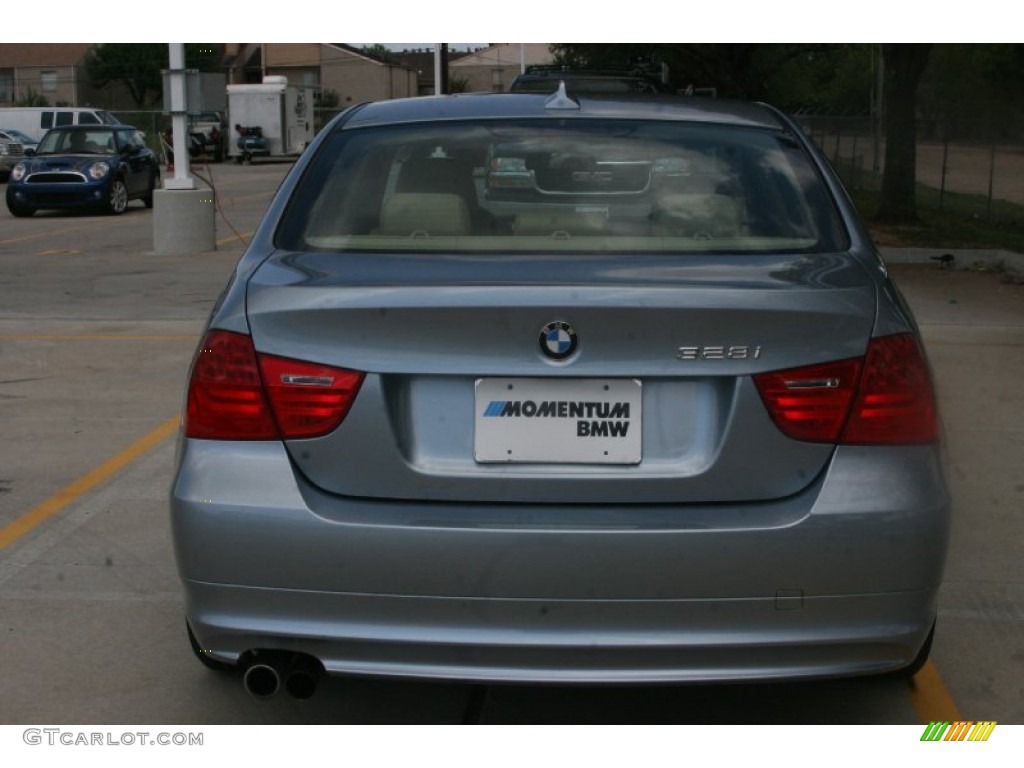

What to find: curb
left=879, top=247, right=1024, bottom=276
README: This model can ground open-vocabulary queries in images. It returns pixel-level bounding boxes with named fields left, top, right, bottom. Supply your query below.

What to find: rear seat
left=377, top=193, right=471, bottom=237
left=512, top=211, right=607, bottom=238
left=651, top=193, right=745, bottom=239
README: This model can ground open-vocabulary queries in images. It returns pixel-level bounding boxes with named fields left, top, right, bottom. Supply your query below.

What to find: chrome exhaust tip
left=242, top=661, right=282, bottom=699
left=242, top=651, right=325, bottom=700
left=284, top=655, right=324, bottom=700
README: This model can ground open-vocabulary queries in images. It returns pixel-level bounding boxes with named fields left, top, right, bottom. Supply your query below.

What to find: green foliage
left=769, top=45, right=875, bottom=114
left=550, top=43, right=850, bottom=106
left=551, top=43, right=660, bottom=72
left=448, top=73, right=470, bottom=94
left=14, top=87, right=48, bottom=107
left=82, top=44, right=223, bottom=109
left=316, top=88, right=340, bottom=109
left=918, top=44, right=1024, bottom=139
left=188, top=45, right=223, bottom=72
left=361, top=44, right=392, bottom=63
left=851, top=186, right=1024, bottom=253
left=552, top=43, right=1024, bottom=129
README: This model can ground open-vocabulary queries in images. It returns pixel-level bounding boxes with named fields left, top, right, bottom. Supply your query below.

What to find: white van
left=0, top=107, right=122, bottom=142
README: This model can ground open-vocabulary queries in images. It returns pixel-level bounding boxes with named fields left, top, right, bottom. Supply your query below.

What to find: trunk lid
left=244, top=250, right=875, bottom=504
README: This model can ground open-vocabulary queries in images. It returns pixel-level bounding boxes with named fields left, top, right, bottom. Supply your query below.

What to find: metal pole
left=153, top=43, right=214, bottom=254
left=434, top=44, right=442, bottom=95
left=440, top=44, right=448, bottom=95
left=165, top=44, right=195, bottom=190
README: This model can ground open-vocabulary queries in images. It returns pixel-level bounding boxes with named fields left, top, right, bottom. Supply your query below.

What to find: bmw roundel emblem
left=539, top=321, right=579, bottom=361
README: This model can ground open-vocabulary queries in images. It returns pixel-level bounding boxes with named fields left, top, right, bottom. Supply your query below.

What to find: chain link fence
left=114, top=108, right=1024, bottom=225
left=113, top=111, right=166, bottom=153
left=114, top=109, right=345, bottom=161
left=798, top=115, right=1024, bottom=222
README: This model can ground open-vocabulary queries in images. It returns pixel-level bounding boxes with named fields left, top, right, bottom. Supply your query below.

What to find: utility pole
left=434, top=44, right=449, bottom=95
left=153, top=43, right=215, bottom=254
left=165, top=44, right=195, bottom=191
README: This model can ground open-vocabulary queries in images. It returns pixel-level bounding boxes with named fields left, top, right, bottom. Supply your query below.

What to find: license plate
left=474, top=378, right=642, bottom=464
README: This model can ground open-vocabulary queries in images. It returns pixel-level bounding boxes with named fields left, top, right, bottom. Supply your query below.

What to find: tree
left=448, top=73, right=470, bottom=93
left=316, top=88, right=340, bottom=110
left=15, top=87, right=48, bottom=107
left=551, top=44, right=939, bottom=222
left=550, top=43, right=833, bottom=104
left=918, top=44, right=1024, bottom=140
left=876, top=44, right=932, bottom=223
left=361, top=44, right=392, bottom=63
left=82, top=44, right=223, bottom=109
left=768, top=45, right=874, bottom=115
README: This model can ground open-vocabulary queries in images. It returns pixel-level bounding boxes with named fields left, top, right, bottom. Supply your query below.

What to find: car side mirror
left=24, top=148, right=36, bottom=156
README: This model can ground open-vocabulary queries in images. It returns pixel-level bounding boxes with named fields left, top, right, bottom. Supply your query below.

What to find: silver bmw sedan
left=171, top=87, right=949, bottom=699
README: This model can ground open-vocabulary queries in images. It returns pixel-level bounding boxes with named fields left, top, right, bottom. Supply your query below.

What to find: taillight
left=754, top=333, right=938, bottom=445
left=186, top=330, right=277, bottom=439
left=258, top=353, right=364, bottom=439
left=841, top=333, right=938, bottom=444
left=753, top=358, right=862, bottom=443
left=185, top=330, right=364, bottom=440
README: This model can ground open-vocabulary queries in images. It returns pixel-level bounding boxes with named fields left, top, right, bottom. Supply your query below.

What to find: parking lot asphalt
left=0, top=162, right=1021, bottom=724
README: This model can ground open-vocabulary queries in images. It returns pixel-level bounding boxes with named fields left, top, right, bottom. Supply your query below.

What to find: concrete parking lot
left=0, top=162, right=1021, bottom=724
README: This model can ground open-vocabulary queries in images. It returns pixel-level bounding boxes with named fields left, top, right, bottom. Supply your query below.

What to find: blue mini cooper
left=6, top=125, right=160, bottom=217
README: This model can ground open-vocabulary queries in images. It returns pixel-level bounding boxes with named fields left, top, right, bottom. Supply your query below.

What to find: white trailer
left=226, top=76, right=314, bottom=161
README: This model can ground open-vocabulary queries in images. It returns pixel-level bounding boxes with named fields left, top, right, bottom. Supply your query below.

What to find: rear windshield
left=276, top=119, right=848, bottom=255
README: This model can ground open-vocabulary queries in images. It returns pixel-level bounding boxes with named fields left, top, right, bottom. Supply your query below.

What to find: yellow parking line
left=0, top=416, right=180, bottom=551
left=0, top=223, right=103, bottom=246
left=909, top=660, right=962, bottom=723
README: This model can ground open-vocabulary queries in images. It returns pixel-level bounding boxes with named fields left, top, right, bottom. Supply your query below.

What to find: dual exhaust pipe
left=242, top=652, right=324, bottom=700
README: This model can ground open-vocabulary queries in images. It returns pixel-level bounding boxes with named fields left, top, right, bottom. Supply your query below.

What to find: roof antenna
left=545, top=81, right=580, bottom=111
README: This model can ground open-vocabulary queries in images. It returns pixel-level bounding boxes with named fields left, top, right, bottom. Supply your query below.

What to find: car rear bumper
left=183, top=580, right=938, bottom=683
left=171, top=440, right=950, bottom=683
